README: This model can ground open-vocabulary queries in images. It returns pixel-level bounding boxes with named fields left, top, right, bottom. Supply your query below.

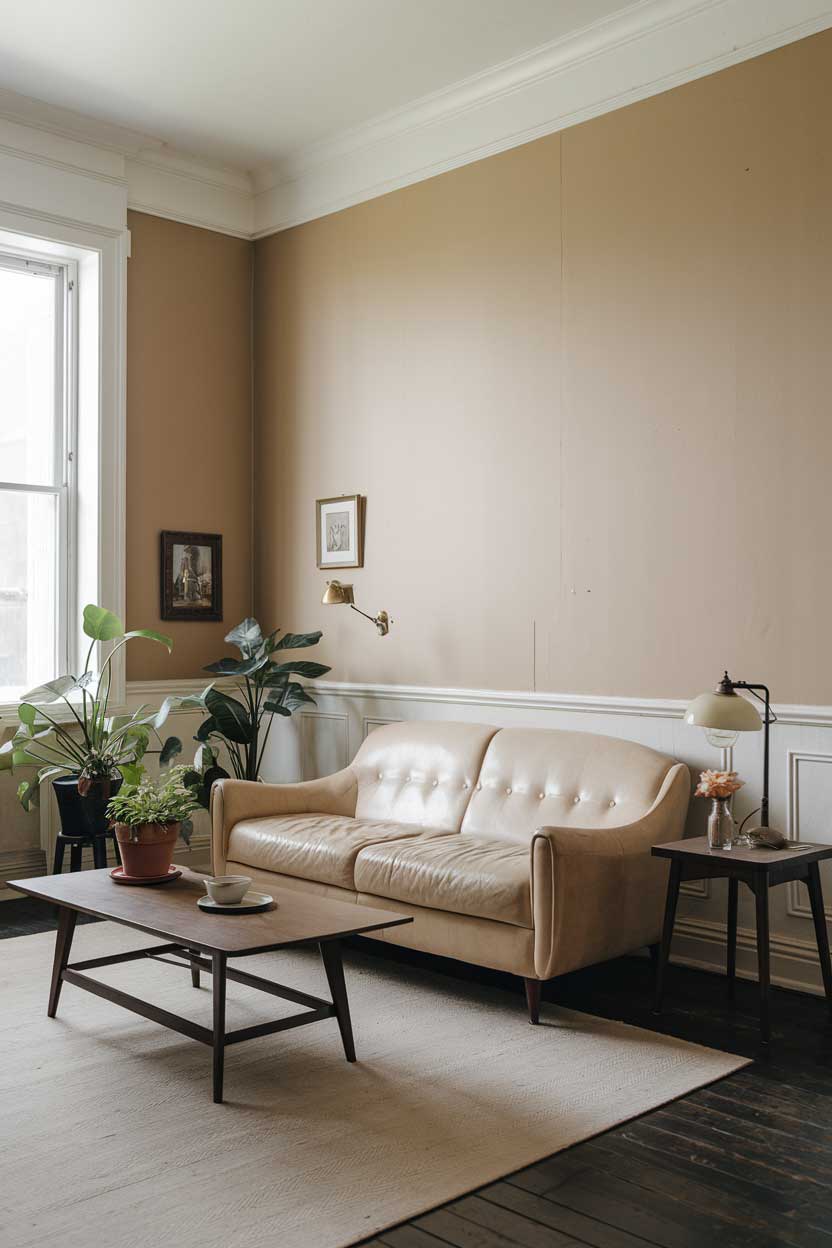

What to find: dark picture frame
left=160, top=531, right=223, bottom=621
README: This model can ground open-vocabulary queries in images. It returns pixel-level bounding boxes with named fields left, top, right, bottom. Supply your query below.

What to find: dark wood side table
left=652, top=836, right=832, bottom=1042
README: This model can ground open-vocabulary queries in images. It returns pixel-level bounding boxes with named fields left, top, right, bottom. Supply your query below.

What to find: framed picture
left=316, top=495, right=364, bottom=569
left=160, top=531, right=223, bottom=621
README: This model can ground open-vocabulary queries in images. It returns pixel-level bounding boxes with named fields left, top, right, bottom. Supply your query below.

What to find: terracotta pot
left=113, top=822, right=181, bottom=878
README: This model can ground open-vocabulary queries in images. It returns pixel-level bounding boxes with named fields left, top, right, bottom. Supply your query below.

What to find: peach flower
left=695, top=769, right=744, bottom=800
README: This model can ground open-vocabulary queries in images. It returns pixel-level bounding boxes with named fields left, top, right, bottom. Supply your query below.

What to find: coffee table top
left=8, top=867, right=413, bottom=956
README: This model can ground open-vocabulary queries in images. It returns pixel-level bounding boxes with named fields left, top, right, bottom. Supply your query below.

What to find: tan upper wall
left=254, top=30, right=832, bottom=705
left=126, top=211, right=253, bottom=680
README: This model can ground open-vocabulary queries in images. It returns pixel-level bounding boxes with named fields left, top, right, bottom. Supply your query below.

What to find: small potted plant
left=106, top=766, right=201, bottom=879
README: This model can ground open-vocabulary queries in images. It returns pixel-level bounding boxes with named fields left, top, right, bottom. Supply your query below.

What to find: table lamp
left=684, top=672, right=785, bottom=848
left=322, top=580, right=391, bottom=636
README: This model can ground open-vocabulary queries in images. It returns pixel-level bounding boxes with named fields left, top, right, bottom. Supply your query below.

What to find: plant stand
left=53, top=830, right=121, bottom=874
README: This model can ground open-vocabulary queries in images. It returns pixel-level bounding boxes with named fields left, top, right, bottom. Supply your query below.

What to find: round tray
left=111, top=866, right=182, bottom=886
left=197, top=891, right=274, bottom=915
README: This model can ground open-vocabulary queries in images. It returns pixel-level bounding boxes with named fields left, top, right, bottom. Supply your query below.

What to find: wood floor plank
left=446, top=1195, right=589, bottom=1248
left=481, top=1181, right=655, bottom=1248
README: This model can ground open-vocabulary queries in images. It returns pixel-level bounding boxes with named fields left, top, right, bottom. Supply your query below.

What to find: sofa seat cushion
left=353, top=833, right=532, bottom=928
left=227, top=814, right=429, bottom=891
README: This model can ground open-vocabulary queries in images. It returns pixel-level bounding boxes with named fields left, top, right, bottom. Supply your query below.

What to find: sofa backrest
left=459, top=726, right=676, bottom=843
left=352, top=720, right=497, bottom=832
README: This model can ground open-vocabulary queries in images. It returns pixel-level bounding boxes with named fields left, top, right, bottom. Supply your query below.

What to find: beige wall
left=126, top=211, right=253, bottom=680
left=253, top=30, right=832, bottom=705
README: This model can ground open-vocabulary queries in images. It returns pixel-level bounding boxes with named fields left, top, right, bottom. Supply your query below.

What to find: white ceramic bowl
left=204, top=874, right=252, bottom=905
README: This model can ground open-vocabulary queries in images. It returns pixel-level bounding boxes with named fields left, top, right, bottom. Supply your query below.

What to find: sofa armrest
left=531, top=762, right=690, bottom=979
left=210, top=768, right=358, bottom=874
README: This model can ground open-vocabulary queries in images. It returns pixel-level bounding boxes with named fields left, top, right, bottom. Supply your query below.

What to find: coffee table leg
left=48, top=906, right=77, bottom=1018
left=189, top=948, right=201, bottom=989
left=653, top=860, right=682, bottom=1014
left=212, top=952, right=227, bottom=1103
left=319, top=940, right=356, bottom=1062
left=753, top=870, right=771, bottom=1043
left=727, top=878, right=739, bottom=1000
left=807, top=863, right=832, bottom=1018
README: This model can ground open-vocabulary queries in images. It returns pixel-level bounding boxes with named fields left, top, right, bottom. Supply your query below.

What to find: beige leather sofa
left=211, top=721, right=690, bottom=1020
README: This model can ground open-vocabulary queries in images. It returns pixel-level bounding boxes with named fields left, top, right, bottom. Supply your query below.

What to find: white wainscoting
left=260, top=680, right=832, bottom=997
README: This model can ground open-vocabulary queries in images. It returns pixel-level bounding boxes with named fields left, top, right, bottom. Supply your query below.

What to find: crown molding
left=252, top=0, right=832, bottom=237
left=1, top=0, right=830, bottom=241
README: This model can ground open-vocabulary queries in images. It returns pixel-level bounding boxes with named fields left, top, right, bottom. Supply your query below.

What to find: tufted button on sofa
left=211, top=720, right=690, bottom=1021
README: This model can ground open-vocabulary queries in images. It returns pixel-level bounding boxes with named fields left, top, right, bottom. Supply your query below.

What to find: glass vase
left=707, top=796, right=733, bottom=850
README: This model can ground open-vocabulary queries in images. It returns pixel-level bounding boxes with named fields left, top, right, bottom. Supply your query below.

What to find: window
left=0, top=246, right=76, bottom=697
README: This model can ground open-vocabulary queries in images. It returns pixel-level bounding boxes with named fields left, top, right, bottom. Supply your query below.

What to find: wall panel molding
left=786, top=750, right=832, bottom=920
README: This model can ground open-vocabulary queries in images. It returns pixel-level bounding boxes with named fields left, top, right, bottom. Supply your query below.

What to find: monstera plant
left=178, top=617, right=331, bottom=809
left=0, top=605, right=199, bottom=835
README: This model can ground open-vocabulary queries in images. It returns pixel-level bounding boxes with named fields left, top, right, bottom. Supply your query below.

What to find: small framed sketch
left=160, top=531, right=223, bottom=621
left=316, top=495, right=364, bottom=569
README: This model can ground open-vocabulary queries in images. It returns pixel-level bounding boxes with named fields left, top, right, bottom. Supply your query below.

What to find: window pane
left=0, top=265, right=58, bottom=486
left=0, top=489, right=57, bottom=693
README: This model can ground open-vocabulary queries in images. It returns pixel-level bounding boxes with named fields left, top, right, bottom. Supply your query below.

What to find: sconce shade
left=322, top=579, right=354, bottom=606
left=683, top=690, right=762, bottom=732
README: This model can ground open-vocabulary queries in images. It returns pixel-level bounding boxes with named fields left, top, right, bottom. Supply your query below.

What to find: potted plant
left=106, top=766, right=201, bottom=878
left=168, top=617, right=330, bottom=808
left=0, top=604, right=201, bottom=841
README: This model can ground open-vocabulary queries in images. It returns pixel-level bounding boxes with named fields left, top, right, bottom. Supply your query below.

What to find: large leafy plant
left=181, top=617, right=330, bottom=808
left=0, top=604, right=197, bottom=810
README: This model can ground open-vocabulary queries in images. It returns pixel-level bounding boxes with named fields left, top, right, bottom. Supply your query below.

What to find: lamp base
left=737, top=823, right=789, bottom=851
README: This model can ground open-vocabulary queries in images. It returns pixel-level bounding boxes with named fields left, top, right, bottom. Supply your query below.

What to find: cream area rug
left=0, top=922, right=748, bottom=1248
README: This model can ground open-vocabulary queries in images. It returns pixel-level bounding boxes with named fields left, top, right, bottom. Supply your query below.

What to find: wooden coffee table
left=9, top=867, right=412, bottom=1102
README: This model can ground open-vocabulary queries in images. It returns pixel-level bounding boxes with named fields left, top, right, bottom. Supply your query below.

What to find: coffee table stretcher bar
left=12, top=867, right=412, bottom=1103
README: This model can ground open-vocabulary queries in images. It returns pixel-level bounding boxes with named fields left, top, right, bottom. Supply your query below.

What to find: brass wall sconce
left=322, top=580, right=391, bottom=636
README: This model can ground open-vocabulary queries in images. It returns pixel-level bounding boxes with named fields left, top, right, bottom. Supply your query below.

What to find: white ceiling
left=0, top=0, right=637, bottom=172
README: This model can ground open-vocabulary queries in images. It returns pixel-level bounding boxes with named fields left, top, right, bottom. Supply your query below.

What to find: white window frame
left=0, top=244, right=78, bottom=687
left=0, top=209, right=127, bottom=720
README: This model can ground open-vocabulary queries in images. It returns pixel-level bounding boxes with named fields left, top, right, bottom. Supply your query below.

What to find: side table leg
left=727, top=878, right=739, bottom=1000
left=319, top=940, right=356, bottom=1062
left=807, top=863, right=832, bottom=1018
left=212, top=952, right=227, bottom=1103
left=653, top=860, right=682, bottom=1014
left=48, top=907, right=77, bottom=1017
left=753, top=871, right=771, bottom=1043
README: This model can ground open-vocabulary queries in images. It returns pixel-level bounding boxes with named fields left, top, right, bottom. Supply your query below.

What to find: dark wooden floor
left=3, top=898, right=831, bottom=1248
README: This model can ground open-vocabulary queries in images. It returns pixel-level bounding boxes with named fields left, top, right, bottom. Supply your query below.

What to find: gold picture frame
left=316, top=495, right=364, bottom=569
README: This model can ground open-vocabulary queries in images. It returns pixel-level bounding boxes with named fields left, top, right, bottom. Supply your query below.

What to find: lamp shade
left=322, top=579, right=354, bottom=606
left=683, top=690, right=762, bottom=732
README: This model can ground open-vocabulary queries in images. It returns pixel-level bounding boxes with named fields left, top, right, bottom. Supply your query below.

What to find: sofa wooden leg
left=524, top=978, right=541, bottom=1025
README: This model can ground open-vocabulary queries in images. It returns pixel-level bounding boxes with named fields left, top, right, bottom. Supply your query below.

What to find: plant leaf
left=223, top=618, right=263, bottom=657
left=21, top=675, right=78, bottom=703
left=122, top=628, right=173, bottom=652
left=203, top=688, right=253, bottom=745
left=180, top=817, right=193, bottom=846
left=267, top=660, right=331, bottom=680
left=270, top=631, right=323, bottom=652
left=82, top=604, right=125, bottom=641
left=194, top=742, right=216, bottom=772
left=118, top=763, right=144, bottom=787
left=159, top=736, right=182, bottom=766
left=17, top=703, right=38, bottom=727
left=282, top=682, right=317, bottom=711
left=195, top=716, right=219, bottom=743
left=262, top=700, right=292, bottom=717
left=204, top=654, right=268, bottom=676
left=17, top=778, right=40, bottom=810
